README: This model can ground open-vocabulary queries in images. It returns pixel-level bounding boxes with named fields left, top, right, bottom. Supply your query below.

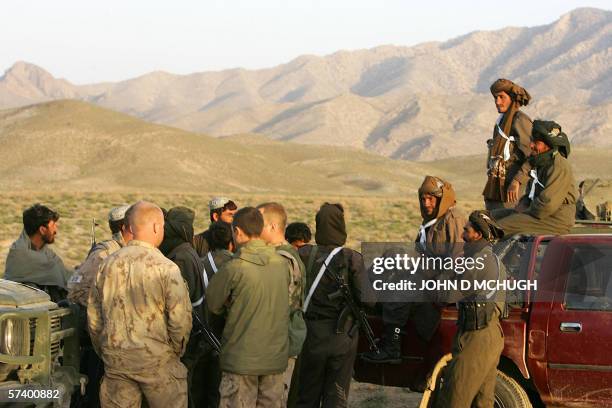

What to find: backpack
left=277, top=249, right=307, bottom=357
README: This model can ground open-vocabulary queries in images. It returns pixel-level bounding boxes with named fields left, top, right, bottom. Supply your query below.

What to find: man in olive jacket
left=434, top=211, right=506, bottom=408
left=493, top=120, right=577, bottom=236
left=206, top=207, right=290, bottom=408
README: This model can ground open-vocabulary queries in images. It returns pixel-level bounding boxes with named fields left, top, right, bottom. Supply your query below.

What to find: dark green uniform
left=206, top=239, right=290, bottom=407
left=494, top=151, right=577, bottom=236
left=434, top=240, right=505, bottom=408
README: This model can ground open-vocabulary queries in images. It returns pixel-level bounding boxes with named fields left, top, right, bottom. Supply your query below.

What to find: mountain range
left=1, top=100, right=610, bottom=205
left=0, top=7, right=610, bottom=160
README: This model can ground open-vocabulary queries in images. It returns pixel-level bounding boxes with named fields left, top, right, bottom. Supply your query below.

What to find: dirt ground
left=349, top=381, right=422, bottom=407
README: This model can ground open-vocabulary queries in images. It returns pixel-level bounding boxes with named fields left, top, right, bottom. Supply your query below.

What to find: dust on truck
left=0, top=279, right=85, bottom=406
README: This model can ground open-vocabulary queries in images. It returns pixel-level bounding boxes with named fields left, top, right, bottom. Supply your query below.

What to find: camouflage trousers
left=100, top=359, right=188, bottom=408
left=434, top=318, right=504, bottom=408
left=282, top=357, right=297, bottom=407
left=219, top=371, right=284, bottom=408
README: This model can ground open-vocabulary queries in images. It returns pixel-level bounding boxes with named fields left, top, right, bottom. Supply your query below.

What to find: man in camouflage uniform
left=483, top=79, right=533, bottom=210
left=207, top=207, right=290, bottom=408
left=88, top=201, right=192, bottom=408
left=434, top=211, right=506, bottom=407
left=362, top=176, right=465, bottom=364
left=193, top=197, right=238, bottom=257
left=68, top=204, right=132, bottom=408
left=257, top=202, right=307, bottom=407
left=68, top=205, right=132, bottom=306
left=492, top=120, right=578, bottom=236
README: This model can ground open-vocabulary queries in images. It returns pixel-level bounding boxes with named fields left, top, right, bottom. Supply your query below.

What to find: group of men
left=4, top=197, right=371, bottom=408
left=2, top=77, right=581, bottom=408
left=362, top=77, right=578, bottom=407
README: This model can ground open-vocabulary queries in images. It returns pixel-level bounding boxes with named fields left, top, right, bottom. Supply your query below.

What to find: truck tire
left=495, top=370, right=532, bottom=408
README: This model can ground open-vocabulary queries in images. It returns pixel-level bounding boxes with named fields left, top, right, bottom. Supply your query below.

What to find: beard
left=42, top=233, right=55, bottom=244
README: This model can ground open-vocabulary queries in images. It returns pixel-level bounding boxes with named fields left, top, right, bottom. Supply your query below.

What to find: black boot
left=360, top=326, right=402, bottom=364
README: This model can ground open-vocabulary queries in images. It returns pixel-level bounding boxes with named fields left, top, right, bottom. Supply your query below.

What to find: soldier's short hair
left=285, top=222, right=312, bottom=244
left=109, top=219, right=125, bottom=234
left=209, top=221, right=233, bottom=251
left=232, top=207, right=263, bottom=238
left=256, top=202, right=287, bottom=229
left=23, top=204, right=60, bottom=236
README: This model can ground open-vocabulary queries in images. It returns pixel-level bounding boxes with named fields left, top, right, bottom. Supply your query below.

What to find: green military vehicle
left=0, top=279, right=84, bottom=407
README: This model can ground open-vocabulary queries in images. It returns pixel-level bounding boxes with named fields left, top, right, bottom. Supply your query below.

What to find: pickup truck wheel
left=495, top=370, right=532, bottom=408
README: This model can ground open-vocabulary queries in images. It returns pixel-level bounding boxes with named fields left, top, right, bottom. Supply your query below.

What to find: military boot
left=360, top=326, right=402, bottom=364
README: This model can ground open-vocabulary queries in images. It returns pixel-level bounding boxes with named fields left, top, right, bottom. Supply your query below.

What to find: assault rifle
left=193, top=312, right=222, bottom=354
left=327, top=264, right=380, bottom=354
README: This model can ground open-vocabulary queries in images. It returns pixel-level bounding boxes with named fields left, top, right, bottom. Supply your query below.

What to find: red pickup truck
left=354, top=222, right=612, bottom=407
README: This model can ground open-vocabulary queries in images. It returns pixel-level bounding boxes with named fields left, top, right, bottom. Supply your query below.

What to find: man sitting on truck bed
left=492, top=120, right=578, bottom=236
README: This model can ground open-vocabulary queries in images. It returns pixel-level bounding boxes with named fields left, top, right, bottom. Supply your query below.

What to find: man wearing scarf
left=362, top=176, right=465, bottom=364
left=433, top=211, right=506, bottom=408
left=4, top=204, right=71, bottom=302
left=483, top=79, right=533, bottom=210
left=493, top=120, right=577, bottom=236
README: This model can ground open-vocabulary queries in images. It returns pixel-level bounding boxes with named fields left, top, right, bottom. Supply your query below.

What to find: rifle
left=90, top=218, right=98, bottom=247
left=326, top=262, right=380, bottom=354
left=193, top=311, right=222, bottom=354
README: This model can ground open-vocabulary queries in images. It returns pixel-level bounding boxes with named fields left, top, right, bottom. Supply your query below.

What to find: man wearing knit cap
left=433, top=210, right=506, bottom=408
left=483, top=78, right=533, bottom=210
left=68, top=204, right=133, bottom=307
left=193, top=197, right=238, bottom=257
left=68, top=204, right=134, bottom=407
left=296, top=203, right=373, bottom=407
left=492, top=120, right=577, bottom=236
left=362, top=176, right=465, bottom=364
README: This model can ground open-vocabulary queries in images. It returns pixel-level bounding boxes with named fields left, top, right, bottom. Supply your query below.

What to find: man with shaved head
left=88, top=201, right=193, bottom=408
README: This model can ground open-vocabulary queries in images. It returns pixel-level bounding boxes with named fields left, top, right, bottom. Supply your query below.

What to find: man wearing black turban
left=492, top=120, right=578, bottom=236
left=434, top=210, right=506, bottom=407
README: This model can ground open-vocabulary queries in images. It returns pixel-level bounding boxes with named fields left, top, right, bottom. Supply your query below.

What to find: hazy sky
left=2, top=0, right=609, bottom=83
